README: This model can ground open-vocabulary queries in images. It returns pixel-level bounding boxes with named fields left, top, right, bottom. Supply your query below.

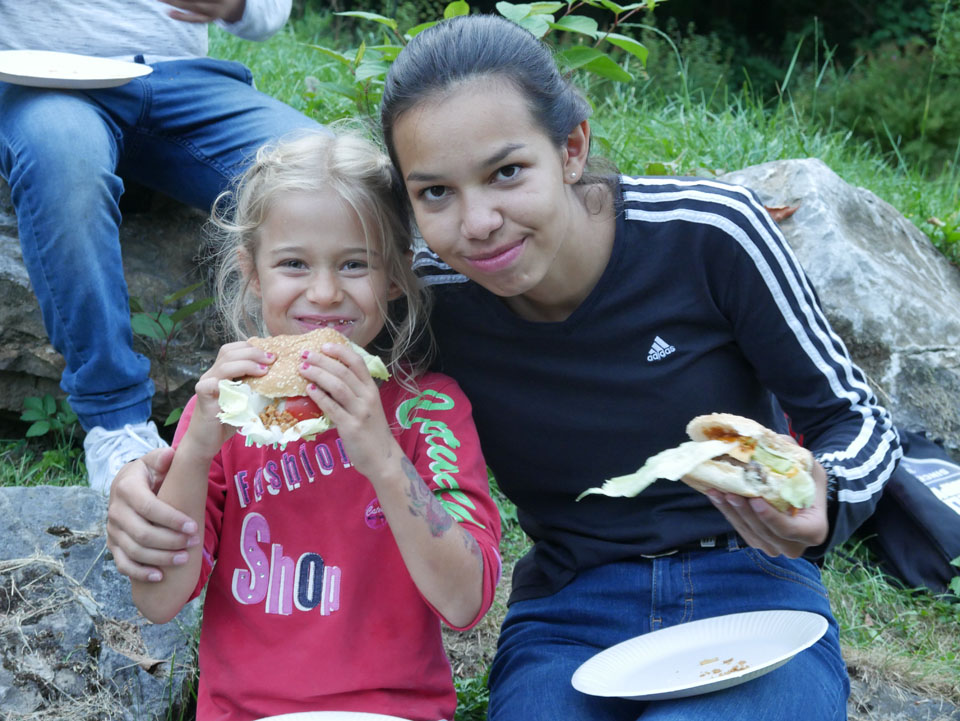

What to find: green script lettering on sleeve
left=397, top=389, right=484, bottom=528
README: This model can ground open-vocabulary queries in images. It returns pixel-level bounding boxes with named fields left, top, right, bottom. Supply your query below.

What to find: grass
left=209, top=11, right=960, bottom=265
left=824, top=541, right=960, bottom=701
left=0, top=436, right=84, bottom=487
left=2, top=8, right=958, bottom=719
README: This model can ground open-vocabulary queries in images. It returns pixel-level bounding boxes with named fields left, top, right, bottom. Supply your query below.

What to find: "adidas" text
left=647, top=336, right=676, bottom=362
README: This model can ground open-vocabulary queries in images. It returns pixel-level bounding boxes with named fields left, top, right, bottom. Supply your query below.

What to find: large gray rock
left=720, top=159, right=960, bottom=457
left=0, top=485, right=199, bottom=720
left=0, top=178, right=218, bottom=423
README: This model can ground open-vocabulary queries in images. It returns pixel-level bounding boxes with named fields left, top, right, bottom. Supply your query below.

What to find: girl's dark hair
left=381, top=14, right=597, bottom=171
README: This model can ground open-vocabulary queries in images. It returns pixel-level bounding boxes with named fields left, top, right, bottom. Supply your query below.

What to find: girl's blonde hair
left=209, top=127, right=433, bottom=384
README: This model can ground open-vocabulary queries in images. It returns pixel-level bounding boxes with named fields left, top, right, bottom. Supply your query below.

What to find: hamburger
left=576, top=413, right=816, bottom=512
left=216, top=328, right=389, bottom=448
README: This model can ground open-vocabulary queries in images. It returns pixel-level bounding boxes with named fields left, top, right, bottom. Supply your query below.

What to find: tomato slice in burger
left=282, top=396, right=322, bottom=421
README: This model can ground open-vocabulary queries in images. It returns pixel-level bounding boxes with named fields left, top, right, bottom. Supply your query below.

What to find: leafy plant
left=305, top=0, right=663, bottom=118
left=20, top=394, right=78, bottom=441
left=925, top=208, right=960, bottom=265
left=9, top=396, right=83, bottom=487
left=130, top=281, right=214, bottom=425
left=454, top=671, right=490, bottom=720
left=950, top=556, right=960, bottom=596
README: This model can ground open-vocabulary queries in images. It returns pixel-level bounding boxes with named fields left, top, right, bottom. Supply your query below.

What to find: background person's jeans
left=0, top=58, right=317, bottom=430
left=488, top=537, right=849, bottom=721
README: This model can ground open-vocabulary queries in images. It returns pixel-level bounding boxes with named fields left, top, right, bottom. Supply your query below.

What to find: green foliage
left=932, top=0, right=960, bottom=73
left=20, top=394, right=78, bottom=441
left=925, top=207, right=960, bottom=266
left=796, top=41, right=960, bottom=176
left=852, top=0, right=932, bottom=52
left=8, top=396, right=83, bottom=487
left=130, top=281, right=214, bottom=425
left=951, top=557, right=960, bottom=596
left=454, top=671, right=490, bottom=720
left=0, top=438, right=84, bottom=488
left=823, top=541, right=960, bottom=697
left=209, top=20, right=345, bottom=120
left=304, top=0, right=662, bottom=119
left=130, top=281, right=213, bottom=344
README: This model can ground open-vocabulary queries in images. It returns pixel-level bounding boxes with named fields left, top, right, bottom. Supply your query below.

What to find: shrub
left=796, top=41, right=960, bottom=174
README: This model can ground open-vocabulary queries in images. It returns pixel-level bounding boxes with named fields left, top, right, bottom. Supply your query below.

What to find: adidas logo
left=647, top=335, right=676, bottom=362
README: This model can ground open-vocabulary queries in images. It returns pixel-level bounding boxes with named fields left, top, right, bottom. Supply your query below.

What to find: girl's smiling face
left=392, top=77, right=602, bottom=318
left=248, top=189, right=398, bottom=347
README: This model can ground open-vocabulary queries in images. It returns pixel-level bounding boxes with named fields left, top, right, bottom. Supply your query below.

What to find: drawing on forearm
left=403, top=457, right=454, bottom=537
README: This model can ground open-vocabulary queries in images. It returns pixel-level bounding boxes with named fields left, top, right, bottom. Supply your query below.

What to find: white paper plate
left=0, top=50, right=153, bottom=89
left=572, top=609, right=828, bottom=701
left=255, top=713, right=412, bottom=721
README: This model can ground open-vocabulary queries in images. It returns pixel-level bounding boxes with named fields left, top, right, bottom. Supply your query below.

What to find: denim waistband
left=640, top=532, right=741, bottom=558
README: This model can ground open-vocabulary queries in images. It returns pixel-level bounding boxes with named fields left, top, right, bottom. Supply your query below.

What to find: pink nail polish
left=302, top=361, right=310, bottom=370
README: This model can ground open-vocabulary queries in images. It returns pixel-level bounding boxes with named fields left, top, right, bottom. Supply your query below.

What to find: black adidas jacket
left=414, top=176, right=901, bottom=603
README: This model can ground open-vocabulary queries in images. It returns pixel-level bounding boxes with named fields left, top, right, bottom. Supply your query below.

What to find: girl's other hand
left=298, top=343, right=398, bottom=482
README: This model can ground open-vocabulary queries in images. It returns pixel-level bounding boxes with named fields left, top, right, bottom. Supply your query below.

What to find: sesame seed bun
left=244, top=328, right=349, bottom=398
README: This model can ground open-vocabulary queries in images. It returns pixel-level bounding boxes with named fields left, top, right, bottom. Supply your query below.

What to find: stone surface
left=850, top=677, right=960, bottom=720
left=720, top=159, right=960, bottom=457
left=0, top=486, right=199, bottom=720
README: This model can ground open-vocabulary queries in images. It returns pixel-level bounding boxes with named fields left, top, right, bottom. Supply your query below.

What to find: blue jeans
left=488, top=537, right=849, bottom=721
left=0, top=58, right=318, bottom=430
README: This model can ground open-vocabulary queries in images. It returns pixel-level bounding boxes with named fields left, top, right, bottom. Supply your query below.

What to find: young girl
left=129, top=130, right=502, bottom=721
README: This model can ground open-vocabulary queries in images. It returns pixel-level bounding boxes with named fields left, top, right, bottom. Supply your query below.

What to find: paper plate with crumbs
left=572, top=610, right=828, bottom=701
left=0, top=50, right=153, bottom=89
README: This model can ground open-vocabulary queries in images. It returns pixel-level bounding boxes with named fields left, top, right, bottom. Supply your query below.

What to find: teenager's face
left=392, top=78, right=588, bottom=301
left=249, top=190, right=397, bottom=347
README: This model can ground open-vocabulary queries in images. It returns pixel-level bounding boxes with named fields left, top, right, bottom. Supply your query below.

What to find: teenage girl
left=128, top=130, right=501, bottom=721
left=377, top=14, right=896, bottom=721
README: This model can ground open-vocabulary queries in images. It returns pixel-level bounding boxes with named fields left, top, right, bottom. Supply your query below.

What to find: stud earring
left=570, top=172, right=577, bottom=179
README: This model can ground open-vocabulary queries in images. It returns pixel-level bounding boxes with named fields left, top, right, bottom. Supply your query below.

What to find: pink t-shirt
left=173, top=372, right=502, bottom=721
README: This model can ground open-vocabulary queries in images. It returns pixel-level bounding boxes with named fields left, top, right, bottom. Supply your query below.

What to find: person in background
left=0, top=0, right=320, bottom=492
left=130, top=129, right=501, bottom=720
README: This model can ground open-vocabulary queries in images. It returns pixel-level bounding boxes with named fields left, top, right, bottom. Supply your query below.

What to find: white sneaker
left=83, top=420, right=169, bottom=494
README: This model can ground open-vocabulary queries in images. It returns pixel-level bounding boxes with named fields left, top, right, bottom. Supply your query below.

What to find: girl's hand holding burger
left=184, top=341, right=274, bottom=459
